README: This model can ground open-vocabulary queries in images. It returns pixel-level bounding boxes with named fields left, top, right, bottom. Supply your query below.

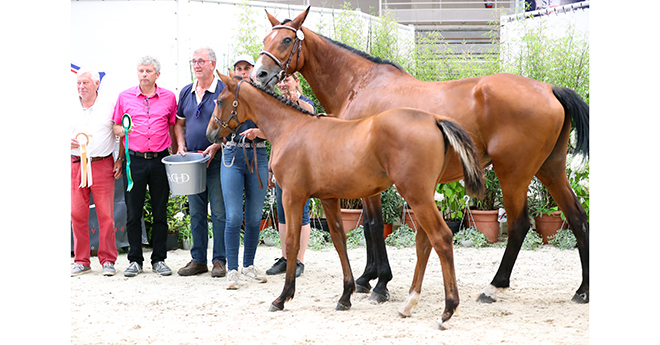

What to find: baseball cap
left=233, top=54, right=255, bottom=68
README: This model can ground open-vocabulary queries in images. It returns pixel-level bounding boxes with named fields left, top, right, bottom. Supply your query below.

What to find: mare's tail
left=436, top=118, right=485, bottom=199
left=552, top=86, right=589, bottom=157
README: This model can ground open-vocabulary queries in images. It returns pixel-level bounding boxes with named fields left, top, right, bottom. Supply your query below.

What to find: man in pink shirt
left=71, top=67, right=123, bottom=277
left=113, top=56, right=177, bottom=277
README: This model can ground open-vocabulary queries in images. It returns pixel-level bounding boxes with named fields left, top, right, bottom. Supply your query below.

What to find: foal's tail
left=436, top=119, right=485, bottom=199
left=552, top=86, right=589, bottom=157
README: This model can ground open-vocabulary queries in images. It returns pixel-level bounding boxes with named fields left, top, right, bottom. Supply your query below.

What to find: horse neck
left=240, top=87, right=299, bottom=145
left=299, top=32, right=376, bottom=115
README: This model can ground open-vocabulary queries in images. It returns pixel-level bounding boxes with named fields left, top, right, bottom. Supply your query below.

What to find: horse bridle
left=211, top=78, right=264, bottom=190
left=259, top=25, right=304, bottom=83
left=212, top=78, right=243, bottom=136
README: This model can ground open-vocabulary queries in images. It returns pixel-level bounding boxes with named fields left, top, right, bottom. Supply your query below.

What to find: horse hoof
left=356, top=284, right=371, bottom=294
left=476, top=292, right=497, bottom=304
left=336, top=302, right=351, bottom=311
left=435, top=321, right=447, bottom=331
left=571, top=292, right=589, bottom=304
left=268, top=303, right=284, bottom=312
left=368, top=290, right=389, bottom=304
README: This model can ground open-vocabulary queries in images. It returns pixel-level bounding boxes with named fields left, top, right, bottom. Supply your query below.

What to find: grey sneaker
left=226, top=270, right=239, bottom=290
left=242, top=265, right=267, bottom=283
left=124, top=261, right=143, bottom=277
left=152, top=261, right=172, bottom=276
left=71, top=263, right=91, bottom=276
left=102, top=262, right=116, bottom=276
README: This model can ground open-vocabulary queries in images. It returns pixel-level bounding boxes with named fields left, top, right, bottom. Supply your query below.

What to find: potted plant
left=166, top=194, right=190, bottom=250
left=261, top=187, right=276, bottom=231
left=340, top=198, right=363, bottom=234
left=528, top=177, right=567, bottom=244
left=466, top=164, right=502, bottom=243
left=435, top=181, right=468, bottom=234
left=380, top=186, right=404, bottom=239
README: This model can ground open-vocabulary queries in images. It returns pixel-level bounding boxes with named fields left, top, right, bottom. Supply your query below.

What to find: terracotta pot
left=402, top=209, right=419, bottom=231
left=259, top=218, right=271, bottom=232
left=534, top=211, right=567, bottom=244
left=383, top=224, right=393, bottom=239
left=466, top=209, right=499, bottom=243
left=340, top=209, right=363, bottom=234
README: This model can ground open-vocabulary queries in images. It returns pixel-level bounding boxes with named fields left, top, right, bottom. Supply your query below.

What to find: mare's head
left=252, top=7, right=310, bottom=89
left=206, top=72, right=253, bottom=144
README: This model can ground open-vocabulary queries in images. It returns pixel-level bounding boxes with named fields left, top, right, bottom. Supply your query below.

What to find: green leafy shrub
left=548, top=228, right=577, bottom=250
left=385, top=224, right=416, bottom=248
left=521, top=229, right=544, bottom=251
left=309, top=227, right=332, bottom=250
left=453, top=227, right=491, bottom=249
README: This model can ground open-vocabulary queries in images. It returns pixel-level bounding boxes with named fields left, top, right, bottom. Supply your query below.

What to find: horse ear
left=217, top=70, right=232, bottom=85
left=290, top=6, right=310, bottom=29
left=266, top=10, right=279, bottom=27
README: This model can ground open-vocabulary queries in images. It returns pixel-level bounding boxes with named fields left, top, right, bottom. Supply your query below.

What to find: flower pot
left=402, top=209, right=419, bottom=231
left=446, top=220, right=462, bottom=235
left=383, top=223, right=393, bottom=239
left=534, top=211, right=567, bottom=244
left=340, top=209, right=363, bottom=234
left=466, top=209, right=499, bottom=243
left=260, top=218, right=271, bottom=232
left=166, top=233, right=179, bottom=251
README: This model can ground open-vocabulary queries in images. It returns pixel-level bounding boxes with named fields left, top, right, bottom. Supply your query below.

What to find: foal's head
left=206, top=72, right=252, bottom=144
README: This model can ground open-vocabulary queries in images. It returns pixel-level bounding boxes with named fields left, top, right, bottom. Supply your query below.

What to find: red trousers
left=71, top=156, right=117, bottom=266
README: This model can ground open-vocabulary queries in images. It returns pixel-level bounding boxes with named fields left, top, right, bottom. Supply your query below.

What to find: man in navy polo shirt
left=174, top=47, right=228, bottom=278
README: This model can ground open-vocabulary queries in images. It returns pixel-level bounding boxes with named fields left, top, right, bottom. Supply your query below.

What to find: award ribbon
left=75, top=132, right=93, bottom=187
left=122, top=113, right=134, bottom=191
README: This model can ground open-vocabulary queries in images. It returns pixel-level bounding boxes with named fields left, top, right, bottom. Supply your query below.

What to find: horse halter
left=259, top=25, right=304, bottom=83
left=212, top=79, right=244, bottom=136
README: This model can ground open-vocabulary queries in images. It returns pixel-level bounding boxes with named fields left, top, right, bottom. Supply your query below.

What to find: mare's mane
left=277, top=19, right=403, bottom=72
left=246, top=80, right=316, bottom=116
left=319, top=34, right=404, bottom=72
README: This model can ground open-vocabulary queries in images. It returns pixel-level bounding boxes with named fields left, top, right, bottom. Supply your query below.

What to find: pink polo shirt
left=112, top=84, right=177, bottom=153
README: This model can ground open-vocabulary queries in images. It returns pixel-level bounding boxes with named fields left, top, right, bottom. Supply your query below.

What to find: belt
left=128, top=149, right=169, bottom=159
left=71, top=154, right=112, bottom=164
left=225, top=141, right=267, bottom=149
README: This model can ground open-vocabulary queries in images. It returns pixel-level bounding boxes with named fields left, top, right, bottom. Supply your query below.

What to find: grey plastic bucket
left=162, top=153, right=212, bottom=195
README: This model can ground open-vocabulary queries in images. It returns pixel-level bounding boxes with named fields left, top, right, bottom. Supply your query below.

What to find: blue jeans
left=276, top=182, right=311, bottom=225
left=221, top=146, right=269, bottom=271
left=188, top=155, right=226, bottom=265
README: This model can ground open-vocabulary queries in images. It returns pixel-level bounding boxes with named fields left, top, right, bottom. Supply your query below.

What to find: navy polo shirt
left=177, top=77, right=226, bottom=152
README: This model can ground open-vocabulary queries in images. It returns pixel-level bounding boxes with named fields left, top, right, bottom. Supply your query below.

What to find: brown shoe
left=211, top=261, right=227, bottom=278
left=177, top=260, right=208, bottom=276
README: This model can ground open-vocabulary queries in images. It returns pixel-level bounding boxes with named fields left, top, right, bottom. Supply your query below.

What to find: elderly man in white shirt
left=70, top=67, right=123, bottom=277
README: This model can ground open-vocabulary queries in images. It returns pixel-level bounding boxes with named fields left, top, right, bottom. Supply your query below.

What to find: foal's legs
left=322, top=198, right=356, bottom=310
left=398, top=201, right=459, bottom=330
left=356, top=195, right=393, bottom=303
left=270, top=195, right=305, bottom=312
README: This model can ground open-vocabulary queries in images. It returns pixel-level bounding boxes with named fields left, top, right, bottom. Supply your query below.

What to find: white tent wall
left=71, top=0, right=414, bottom=99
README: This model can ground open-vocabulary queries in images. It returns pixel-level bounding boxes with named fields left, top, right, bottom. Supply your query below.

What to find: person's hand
left=240, top=128, right=262, bottom=140
left=176, top=145, right=187, bottom=156
left=202, top=144, right=221, bottom=167
left=71, top=138, right=80, bottom=150
left=113, top=159, right=123, bottom=180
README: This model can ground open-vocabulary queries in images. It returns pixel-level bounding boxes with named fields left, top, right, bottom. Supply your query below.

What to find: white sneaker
left=226, top=270, right=239, bottom=290
left=242, top=265, right=267, bottom=283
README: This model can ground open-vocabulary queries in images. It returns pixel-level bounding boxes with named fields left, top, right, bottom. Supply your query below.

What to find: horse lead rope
left=75, top=132, right=93, bottom=187
left=121, top=113, right=134, bottom=191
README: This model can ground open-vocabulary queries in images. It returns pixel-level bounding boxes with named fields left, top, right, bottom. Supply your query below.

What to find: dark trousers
left=122, top=152, right=170, bottom=265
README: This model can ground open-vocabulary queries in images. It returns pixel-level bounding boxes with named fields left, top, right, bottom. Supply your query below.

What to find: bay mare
left=207, top=72, right=485, bottom=328
left=252, top=7, right=590, bottom=306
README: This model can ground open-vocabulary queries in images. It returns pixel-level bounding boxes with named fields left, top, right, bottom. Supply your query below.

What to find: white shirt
left=71, top=93, right=116, bottom=157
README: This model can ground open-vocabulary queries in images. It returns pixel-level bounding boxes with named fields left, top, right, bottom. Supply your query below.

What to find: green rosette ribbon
left=122, top=113, right=134, bottom=191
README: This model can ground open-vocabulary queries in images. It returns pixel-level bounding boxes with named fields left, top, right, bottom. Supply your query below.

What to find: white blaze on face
left=251, top=56, right=264, bottom=82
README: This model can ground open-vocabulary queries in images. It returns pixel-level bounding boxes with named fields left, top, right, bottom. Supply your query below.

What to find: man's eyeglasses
left=190, top=59, right=214, bottom=66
